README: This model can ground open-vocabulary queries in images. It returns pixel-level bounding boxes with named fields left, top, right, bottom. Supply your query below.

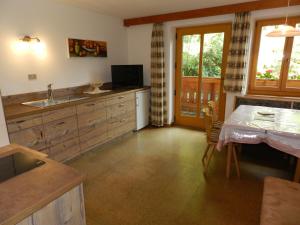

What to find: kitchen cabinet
left=9, top=125, right=46, bottom=151
left=16, top=184, right=86, bottom=225
left=77, top=98, right=107, bottom=152
left=106, top=93, right=136, bottom=140
left=44, top=116, right=78, bottom=147
left=6, top=90, right=139, bottom=162
left=49, top=137, right=81, bottom=162
left=6, top=114, right=43, bottom=133
left=7, top=114, right=46, bottom=151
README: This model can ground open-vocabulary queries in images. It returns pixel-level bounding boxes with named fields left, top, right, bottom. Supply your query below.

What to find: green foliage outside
left=256, top=30, right=300, bottom=80
left=182, top=33, right=224, bottom=77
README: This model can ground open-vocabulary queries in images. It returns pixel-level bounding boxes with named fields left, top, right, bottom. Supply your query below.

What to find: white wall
left=127, top=6, right=300, bottom=124
left=0, top=0, right=128, bottom=96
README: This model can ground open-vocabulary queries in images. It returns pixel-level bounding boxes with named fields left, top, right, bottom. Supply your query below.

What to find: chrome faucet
left=47, top=83, right=54, bottom=101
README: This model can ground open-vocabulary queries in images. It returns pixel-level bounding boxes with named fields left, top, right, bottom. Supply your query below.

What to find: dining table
left=217, top=105, right=300, bottom=181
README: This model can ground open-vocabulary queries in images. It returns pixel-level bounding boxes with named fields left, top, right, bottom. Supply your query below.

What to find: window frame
left=248, top=16, right=300, bottom=97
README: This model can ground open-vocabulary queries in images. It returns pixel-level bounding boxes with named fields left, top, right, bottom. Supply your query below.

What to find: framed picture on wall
left=68, top=38, right=107, bottom=57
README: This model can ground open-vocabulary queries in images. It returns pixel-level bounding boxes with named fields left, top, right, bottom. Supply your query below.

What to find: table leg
left=294, top=158, right=300, bottom=183
left=226, top=143, right=233, bottom=178
left=232, top=144, right=240, bottom=178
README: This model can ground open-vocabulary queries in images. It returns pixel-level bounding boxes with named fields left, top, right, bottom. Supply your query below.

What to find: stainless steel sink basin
left=22, top=96, right=89, bottom=108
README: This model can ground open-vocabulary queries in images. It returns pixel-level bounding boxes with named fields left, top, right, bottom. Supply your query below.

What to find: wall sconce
left=20, top=35, right=41, bottom=43
left=12, top=35, right=47, bottom=59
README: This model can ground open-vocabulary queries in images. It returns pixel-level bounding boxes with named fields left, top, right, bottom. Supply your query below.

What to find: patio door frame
left=175, top=23, right=232, bottom=129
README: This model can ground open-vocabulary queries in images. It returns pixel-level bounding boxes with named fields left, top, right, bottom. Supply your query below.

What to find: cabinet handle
left=86, top=103, right=95, bottom=107
left=118, top=104, right=125, bottom=107
left=118, top=96, right=125, bottom=99
left=120, top=119, right=126, bottom=123
left=16, top=120, right=25, bottom=124
left=40, top=131, right=44, bottom=138
left=57, top=121, right=65, bottom=126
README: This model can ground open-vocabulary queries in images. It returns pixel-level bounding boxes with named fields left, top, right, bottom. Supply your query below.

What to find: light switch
left=28, top=74, right=37, bottom=80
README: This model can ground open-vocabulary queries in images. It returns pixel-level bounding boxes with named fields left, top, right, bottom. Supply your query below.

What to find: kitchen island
left=0, top=144, right=86, bottom=225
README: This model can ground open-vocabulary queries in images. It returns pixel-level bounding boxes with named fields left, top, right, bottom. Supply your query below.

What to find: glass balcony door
left=175, top=23, right=231, bottom=129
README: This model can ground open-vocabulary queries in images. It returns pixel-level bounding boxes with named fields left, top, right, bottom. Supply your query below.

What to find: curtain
left=150, top=23, right=167, bottom=127
left=224, top=12, right=251, bottom=92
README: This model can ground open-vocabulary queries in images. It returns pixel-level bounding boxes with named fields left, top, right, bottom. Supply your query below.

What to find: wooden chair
left=202, top=101, right=223, bottom=173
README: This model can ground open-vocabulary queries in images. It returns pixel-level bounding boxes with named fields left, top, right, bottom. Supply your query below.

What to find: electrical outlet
left=28, top=74, right=37, bottom=80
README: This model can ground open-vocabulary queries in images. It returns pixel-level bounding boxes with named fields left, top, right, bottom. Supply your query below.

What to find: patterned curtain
left=224, top=12, right=251, bottom=92
left=150, top=23, right=167, bottom=127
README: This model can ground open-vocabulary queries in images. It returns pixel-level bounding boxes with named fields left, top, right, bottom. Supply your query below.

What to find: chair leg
left=202, top=144, right=210, bottom=166
left=204, top=144, right=216, bottom=172
left=232, top=145, right=240, bottom=178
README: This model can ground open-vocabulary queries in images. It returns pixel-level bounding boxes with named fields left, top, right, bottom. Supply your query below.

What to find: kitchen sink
left=0, top=152, right=45, bottom=183
left=22, top=96, right=89, bottom=108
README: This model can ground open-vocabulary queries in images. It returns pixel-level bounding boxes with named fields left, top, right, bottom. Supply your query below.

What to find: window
left=249, top=17, right=300, bottom=96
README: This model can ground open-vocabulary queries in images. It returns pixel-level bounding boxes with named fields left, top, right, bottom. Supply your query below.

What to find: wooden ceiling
left=124, top=0, right=300, bottom=26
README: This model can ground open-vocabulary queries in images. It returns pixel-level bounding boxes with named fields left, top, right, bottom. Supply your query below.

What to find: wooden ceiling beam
left=124, top=0, right=300, bottom=26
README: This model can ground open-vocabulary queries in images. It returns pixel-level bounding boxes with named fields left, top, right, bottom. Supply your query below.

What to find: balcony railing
left=180, top=77, right=221, bottom=117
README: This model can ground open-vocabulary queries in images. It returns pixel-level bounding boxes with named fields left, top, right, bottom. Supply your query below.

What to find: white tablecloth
left=217, top=105, right=300, bottom=158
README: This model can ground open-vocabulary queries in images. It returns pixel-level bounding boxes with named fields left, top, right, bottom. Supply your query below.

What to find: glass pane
left=255, top=25, right=286, bottom=88
left=180, top=34, right=201, bottom=117
left=200, top=33, right=224, bottom=119
left=287, top=23, right=300, bottom=88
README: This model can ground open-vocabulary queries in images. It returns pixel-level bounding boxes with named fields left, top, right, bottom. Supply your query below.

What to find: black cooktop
left=0, top=152, right=45, bottom=183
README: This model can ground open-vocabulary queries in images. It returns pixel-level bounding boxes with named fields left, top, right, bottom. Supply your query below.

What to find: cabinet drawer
left=43, top=106, right=76, bottom=123
left=107, top=100, right=135, bottom=119
left=44, top=116, right=78, bottom=147
left=49, top=138, right=80, bottom=162
left=106, top=93, right=135, bottom=106
left=77, top=109, right=106, bottom=135
left=107, top=121, right=135, bottom=140
left=80, top=123, right=107, bottom=151
left=9, top=126, right=46, bottom=150
left=76, top=98, right=106, bottom=115
left=107, top=114, right=135, bottom=131
left=7, top=114, right=43, bottom=133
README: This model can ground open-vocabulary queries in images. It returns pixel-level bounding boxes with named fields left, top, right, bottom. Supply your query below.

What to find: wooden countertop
left=4, top=87, right=150, bottom=120
left=0, top=144, right=84, bottom=225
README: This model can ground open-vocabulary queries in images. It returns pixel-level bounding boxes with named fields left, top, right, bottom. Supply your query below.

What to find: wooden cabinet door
left=7, top=114, right=43, bottom=133
left=76, top=98, right=106, bottom=115
left=44, top=116, right=78, bottom=147
left=43, top=106, right=76, bottom=124
left=106, top=93, right=135, bottom=106
left=79, top=123, right=107, bottom=151
left=17, top=185, right=86, bottom=225
left=107, top=113, right=136, bottom=140
left=107, top=100, right=135, bottom=119
left=77, top=109, right=107, bottom=135
left=9, top=126, right=46, bottom=150
left=49, top=138, right=81, bottom=162
left=17, top=217, right=33, bottom=225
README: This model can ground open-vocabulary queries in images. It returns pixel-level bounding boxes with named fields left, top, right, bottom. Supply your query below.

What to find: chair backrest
left=203, top=107, right=213, bottom=142
left=204, top=101, right=221, bottom=143
left=207, top=101, right=218, bottom=122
